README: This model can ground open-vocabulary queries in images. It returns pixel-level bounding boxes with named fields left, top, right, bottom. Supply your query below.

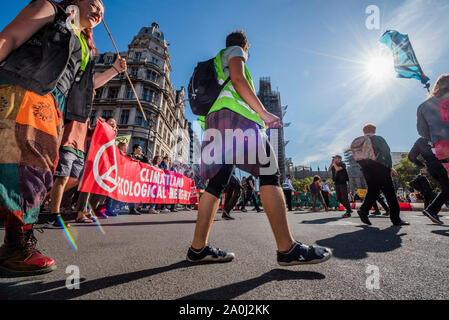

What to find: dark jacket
left=129, top=153, right=149, bottom=163
left=0, top=0, right=94, bottom=123
left=417, top=94, right=449, bottom=144
left=408, top=137, right=441, bottom=168
left=369, top=135, right=392, bottom=169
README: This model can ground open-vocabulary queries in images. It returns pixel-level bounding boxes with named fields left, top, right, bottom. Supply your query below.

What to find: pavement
left=1, top=208, right=449, bottom=300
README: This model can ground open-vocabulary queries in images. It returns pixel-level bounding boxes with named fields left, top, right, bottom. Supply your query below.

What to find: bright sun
left=364, top=53, right=395, bottom=83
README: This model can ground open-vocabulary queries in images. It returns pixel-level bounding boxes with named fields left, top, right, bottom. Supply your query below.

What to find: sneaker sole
left=0, top=264, right=57, bottom=276
left=186, top=254, right=235, bottom=263
left=278, top=252, right=332, bottom=266
left=423, top=211, right=443, bottom=225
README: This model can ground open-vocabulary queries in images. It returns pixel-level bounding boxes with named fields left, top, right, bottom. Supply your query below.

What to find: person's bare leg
left=260, top=185, right=295, bottom=252
left=50, top=176, right=69, bottom=214
left=191, top=192, right=221, bottom=250
left=64, top=177, right=79, bottom=193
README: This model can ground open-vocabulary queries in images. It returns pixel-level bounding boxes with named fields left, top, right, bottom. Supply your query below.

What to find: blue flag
left=379, top=30, right=430, bottom=85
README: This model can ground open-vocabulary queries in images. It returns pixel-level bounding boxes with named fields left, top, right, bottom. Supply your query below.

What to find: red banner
left=79, top=120, right=197, bottom=204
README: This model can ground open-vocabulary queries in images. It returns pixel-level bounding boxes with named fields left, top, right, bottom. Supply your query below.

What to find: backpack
left=350, top=136, right=377, bottom=162
left=188, top=58, right=230, bottom=116
left=309, top=182, right=318, bottom=194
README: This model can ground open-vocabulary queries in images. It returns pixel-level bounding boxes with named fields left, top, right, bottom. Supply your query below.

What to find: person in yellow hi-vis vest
left=187, top=30, right=332, bottom=266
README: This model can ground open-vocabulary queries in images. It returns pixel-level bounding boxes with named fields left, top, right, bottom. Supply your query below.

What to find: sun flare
left=364, top=53, right=395, bottom=83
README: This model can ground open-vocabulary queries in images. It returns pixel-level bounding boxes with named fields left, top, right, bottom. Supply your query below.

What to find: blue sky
left=2, top=0, right=449, bottom=170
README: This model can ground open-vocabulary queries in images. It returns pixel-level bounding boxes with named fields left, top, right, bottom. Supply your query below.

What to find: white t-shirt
left=221, top=46, right=248, bottom=78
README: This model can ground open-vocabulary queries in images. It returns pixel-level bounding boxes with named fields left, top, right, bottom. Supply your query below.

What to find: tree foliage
left=394, top=156, right=419, bottom=189
left=292, top=177, right=314, bottom=192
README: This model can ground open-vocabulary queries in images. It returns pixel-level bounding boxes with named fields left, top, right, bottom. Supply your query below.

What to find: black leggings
left=205, top=165, right=280, bottom=198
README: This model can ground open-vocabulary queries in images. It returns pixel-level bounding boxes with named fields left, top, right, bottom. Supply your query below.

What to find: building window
left=144, top=112, right=151, bottom=128
left=89, top=110, right=97, bottom=127
left=126, top=86, right=134, bottom=99
left=152, top=57, right=159, bottom=65
left=131, top=68, right=138, bottom=77
left=146, top=70, right=158, bottom=82
left=136, top=111, right=143, bottom=126
left=102, top=110, right=113, bottom=119
left=120, top=110, right=130, bottom=125
left=143, top=88, right=154, bottom=102
left=134, top=52, right=142, bottom=61
left=107, top=56, right=114, bottom=64
left=94, top=88, right=103, bottom=100
left=108, top=88, right=119, bottom=99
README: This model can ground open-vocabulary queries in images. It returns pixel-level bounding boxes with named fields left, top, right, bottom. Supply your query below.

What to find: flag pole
left=102, top=19, right=147, bottom=121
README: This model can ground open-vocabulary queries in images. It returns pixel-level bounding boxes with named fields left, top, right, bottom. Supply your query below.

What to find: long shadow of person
left=0, top=261, right=198, bottom=300
left=176, top=269, right=325, bottom=300
left=316, top=226, right=406, bottom=260
left=0, top=263, right=324, bottom=300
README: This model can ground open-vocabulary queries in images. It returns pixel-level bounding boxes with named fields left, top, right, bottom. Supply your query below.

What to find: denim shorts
left=54, top=149, right=85, bottom=179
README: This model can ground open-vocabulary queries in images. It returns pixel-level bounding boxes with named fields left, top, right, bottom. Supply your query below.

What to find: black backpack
left=188, top=58, right=230, bottom=116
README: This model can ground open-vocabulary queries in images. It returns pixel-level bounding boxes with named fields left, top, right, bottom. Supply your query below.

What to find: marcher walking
left=282, top=174, right=296, bottom=211
left=187, top=30, right=331, bottom=265
left=351, top=124, right=409, bottom=226
left=328, top=155, right=352, bottom=217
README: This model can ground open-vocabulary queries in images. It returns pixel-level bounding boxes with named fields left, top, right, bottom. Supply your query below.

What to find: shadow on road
left=176, top=269, right=325, bottom=300
left=316, top=226, right=406, bottom=260
left=0, top=261, right=199, bottom=300
left=0, top=263, right=324, bottom=300
left=301, top=217, right=344, bottom=225
left=432, top=229, right=449, bottom=237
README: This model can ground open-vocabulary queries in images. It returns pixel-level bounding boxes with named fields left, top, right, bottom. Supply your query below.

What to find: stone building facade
left=91, top=23, right=190, bottom=164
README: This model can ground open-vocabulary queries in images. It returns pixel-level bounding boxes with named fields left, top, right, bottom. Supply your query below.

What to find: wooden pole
left=102, top=19, right=147, bottom=121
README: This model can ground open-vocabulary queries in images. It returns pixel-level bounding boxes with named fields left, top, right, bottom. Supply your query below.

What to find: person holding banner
left=0, top=0, right=127, bottom=275
left=187, top=30, right=331, bottom=265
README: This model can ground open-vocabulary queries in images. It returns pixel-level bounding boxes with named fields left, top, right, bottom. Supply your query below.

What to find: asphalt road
left=1, top=209, right=449, bottom=300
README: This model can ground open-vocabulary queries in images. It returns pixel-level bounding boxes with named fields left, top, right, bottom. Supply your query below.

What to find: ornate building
left=92, top=23, right=190, bottom=164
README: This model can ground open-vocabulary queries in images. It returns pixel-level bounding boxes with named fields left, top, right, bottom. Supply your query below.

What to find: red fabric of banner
left=79, top=121, right=197, bottom=204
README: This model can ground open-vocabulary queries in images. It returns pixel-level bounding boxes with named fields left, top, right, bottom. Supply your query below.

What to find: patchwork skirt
left=0, top=84, right=63, bottom=227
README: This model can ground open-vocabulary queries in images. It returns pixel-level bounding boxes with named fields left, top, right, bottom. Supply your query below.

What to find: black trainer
left=222, top=210, right=235, bottom=220
left=357, top=210, right=372, bottom=225
left=392, top=219, right=410, bottom=226
left=43, top=214, right=69, bottom=229
left=277, top=241, right=332, bottom=266
left=422, top=209, right=443, bottom=225
left=186, top=245, right=235, bottom=263
left=342, top=211, right=351, bottom=218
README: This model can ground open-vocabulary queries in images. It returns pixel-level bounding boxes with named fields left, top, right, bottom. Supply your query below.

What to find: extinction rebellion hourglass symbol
left=439, top=99, right=449, bottom=122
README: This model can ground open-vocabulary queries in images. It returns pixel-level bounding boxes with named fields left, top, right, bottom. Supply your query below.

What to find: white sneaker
left=161, top=208, right=170, bottom=213
left=149, top=208, right=159, bottom=214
